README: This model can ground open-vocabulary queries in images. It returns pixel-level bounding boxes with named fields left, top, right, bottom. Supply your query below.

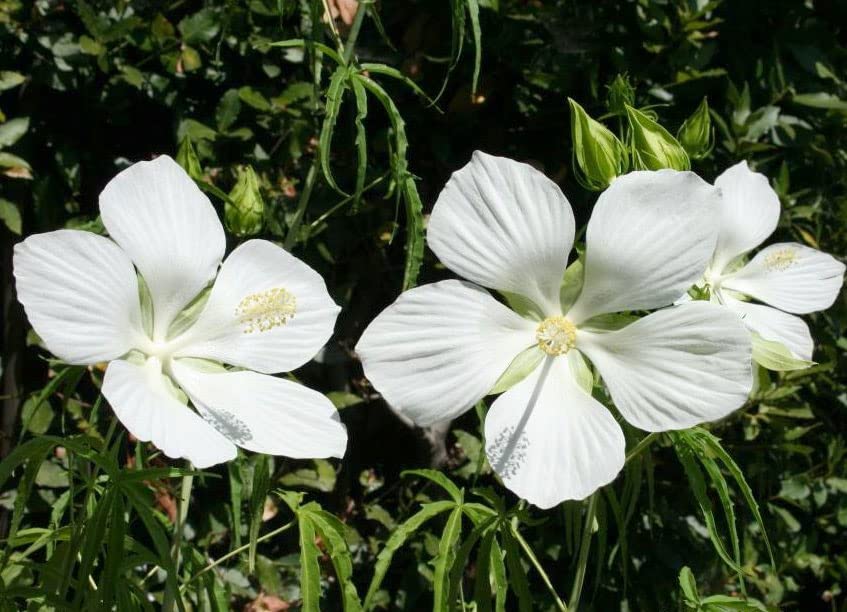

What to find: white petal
left=427, top=151, right=574, bottom=316
left=171, top=361, right=347, bottom=459
left=103, top=358, right=236, bottom=468
left=174, top=240, right=340, bottom=373
left=712, top=161, right=780, bottom=272
left=13, top=230, right=143, bottom=365
left=484, top=355, right=625, bottom=508
left=568, top=170, right=720, bottom=323
left=356, top=280, right=537, bottom=427
left=721, top=295, right=814, bottom=361
left=578, top=302, right=752, bottom=432
left=721, top=242, right=845, bottom=314
left=99, top=155, right=225, bottom=339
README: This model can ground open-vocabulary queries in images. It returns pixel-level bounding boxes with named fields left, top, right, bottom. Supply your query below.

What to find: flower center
left=536, top=316, right=577, bottom=356
left=764, top=247, right=798, bottom=271
left=235, top=287, right=297, bottom=334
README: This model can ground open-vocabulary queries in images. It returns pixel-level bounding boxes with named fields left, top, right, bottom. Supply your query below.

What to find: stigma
left=536, top=316, right=577, bottom=356
left=235, top=287, right=297, bottom=334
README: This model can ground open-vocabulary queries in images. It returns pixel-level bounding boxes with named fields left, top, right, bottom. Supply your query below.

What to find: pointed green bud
left=625, top=105, right=690, bottom=171
left=677, top=98, right=714, bottom=160
left=226, top=165, right=264, bottom=237
left=606, top=73, right=635, bottom=116
left=176, top=135, right=203, bottom=180
left=568, top=98, right=628, bottom=191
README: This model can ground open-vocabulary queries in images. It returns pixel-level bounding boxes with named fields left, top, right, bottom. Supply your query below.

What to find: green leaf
left=489, top=537, right=508, bottom=612
left=238, top=86, right=272, bottom=112
left=0, top=198, right=22, bottom=234
left=402, top=469, right=463, bottom=503
left=0, top=71, right=25, bottom=91
left=489, top=346, right=544, bottom=395
left=178, top=8, right=220, bottom=44
left=216, top=89, right=242, bottom=131
left=0, top=117, right=29, bottom=148
left=400, top=177, right=425, bottom=290
left=433, top=504, right=464, bottom=612
left=500, top=529, right=532, bottom=612
left=751, top=332, right=814, bottom=370
left=279, top=459, right=337, bottom=492
left=319, top=66, right=351, bottom=194
left=306, top=507, right=362, bottom=611
left=363, top=500, right=455, bottom=609
left=678, top=566, right=700, bottom=605
left=350, top=75, right=369, bottom=205
left=249, top=455, right=271, bottom=573
left=791, top=92, right=847, bottom=111
left=298, top=513, right=322, bottom=612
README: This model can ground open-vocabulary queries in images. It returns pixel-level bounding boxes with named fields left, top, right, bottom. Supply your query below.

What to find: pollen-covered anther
left=536, top=316, right=577, bottom=356
left=235, top=287, right=297, bottom=334
left=764, top=248, right=798, bottom=271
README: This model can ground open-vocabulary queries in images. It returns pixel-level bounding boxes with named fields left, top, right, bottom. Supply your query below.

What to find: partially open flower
left=697, top=161, right=845, bottom=363
left=14, top=155, right=347, bottom=467
left=356, top=152, right=752, bottom=509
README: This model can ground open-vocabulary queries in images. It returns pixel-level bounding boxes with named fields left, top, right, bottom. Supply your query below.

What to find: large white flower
left=698, top=161, right=845, bottom=361
left=14, top=155, right=347, bottom=467
left=356, top=152, right=753, bottom=509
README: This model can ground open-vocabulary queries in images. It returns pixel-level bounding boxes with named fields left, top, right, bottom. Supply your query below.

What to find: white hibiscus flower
left=14, top=155, right=348, bottom=468
left=698, top=161, right=845, bottom=361
left=356, top=152, right=753, bottom=509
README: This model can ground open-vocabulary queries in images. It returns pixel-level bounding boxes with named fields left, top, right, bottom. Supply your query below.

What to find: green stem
left=163, top=465, right=194, bottom=612
left=568, top=493, right=598, bottom=610
left=510, top=521, right=569, bottom=612
left=625, top=432, right=660, bottom=464
left=342, top=2, right=368, bottom=65
left=284, top=160, right=319, bottom=250
left=180, top=519, right=297, bottom=591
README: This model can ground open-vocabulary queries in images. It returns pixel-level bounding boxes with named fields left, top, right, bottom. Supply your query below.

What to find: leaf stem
left=180, top=519, right=297, bottom=591
left=625, top=432, right=660, bottom=464
left=509, top=521, right=569, bottom=612
left=568, top=493, right=598, bottom=610
left=162, top=465, right=194, bottom=612
left=284, top=159, right=319, bottom=250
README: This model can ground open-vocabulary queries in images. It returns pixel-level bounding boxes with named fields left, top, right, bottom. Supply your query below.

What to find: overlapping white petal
left=175, top=239, right=340, bottom=373
left=100, top=155, right=226, bottom=339
left=568, top=170, right=720, bottom=323
left=721, top=296, right=813, bottom=360
left=13, top=230, right=144, bottom=365
left=484, top=356, right=625, bottom=508
left=172, top=361, right=347, bottom=459
left=427, top=152, right=574, bottom=316
left=356, top=280, right=536, bottom=427
left=103, top=358, right=237, bottom=468
left=578, top=302, right=752, bottom=432
left=721, top=242, right=845, bottom=314
left=712, top=161, right=780, bottom=272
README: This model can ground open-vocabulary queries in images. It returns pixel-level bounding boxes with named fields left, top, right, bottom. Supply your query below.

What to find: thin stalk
left=342, top=2, right=368, bottom=65
left=510, top=521, right=569, bottom=612
left=625, top=432, right=660, bottom=464
left=568, top=493, right=598, bottom=610
left=162, top=465, right=194, bottom=612
left=284, top=160, right=319, bottom=250
left=180, top=519, right=297, bottom=591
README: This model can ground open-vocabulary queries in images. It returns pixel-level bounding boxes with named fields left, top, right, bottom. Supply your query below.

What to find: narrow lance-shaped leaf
left=298, top=513, right=322, bottom=612
left=350, top=76, right=369, bottom=206
left=305, top=505, right=363, bottom=612
left=433, top=504, right=464, bottom=612
left=248, top=454, right=271, bottom=573
left=319, top=66, right=351, bottom=195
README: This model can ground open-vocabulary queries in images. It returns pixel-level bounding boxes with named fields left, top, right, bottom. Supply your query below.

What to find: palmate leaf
left=363, top=500, right=455, bottom=610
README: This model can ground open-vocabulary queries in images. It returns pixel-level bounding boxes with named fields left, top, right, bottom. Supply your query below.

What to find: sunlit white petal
left=569, top=170, right=720, bottom=323
left=721, top=295, right=814, bottom=361
left=172, top=361, right=347, bottom=459
left=13, top=230, right=143, bottom=365
left=102, top=358, right=236, bottom=468
left=721, top=242, right=845, bottom=314
left=356, top=280, right=536, bottom=427
left=99, top=155, right=225, bottom=339
left=578, top=302, right=752, bottom=432
left=712, top=161, right=781, bottom=272
left=174, top=240, right=340, bottom=373
left=427, top=151, right=574, bottom=316
left=484, top=355, right=625, bottom=508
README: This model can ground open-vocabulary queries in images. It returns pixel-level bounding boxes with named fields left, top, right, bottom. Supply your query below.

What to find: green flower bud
left=568, top=98, right=628, bottom=191
left=625, top=105, right=691, bottom=171
left=226, top=165, right=265, bottom=237
left=175, top=135, right=203, bottom=180
left=606, top=73, right=635, bottom=116
left=677, top=97, right=714, bottom=160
